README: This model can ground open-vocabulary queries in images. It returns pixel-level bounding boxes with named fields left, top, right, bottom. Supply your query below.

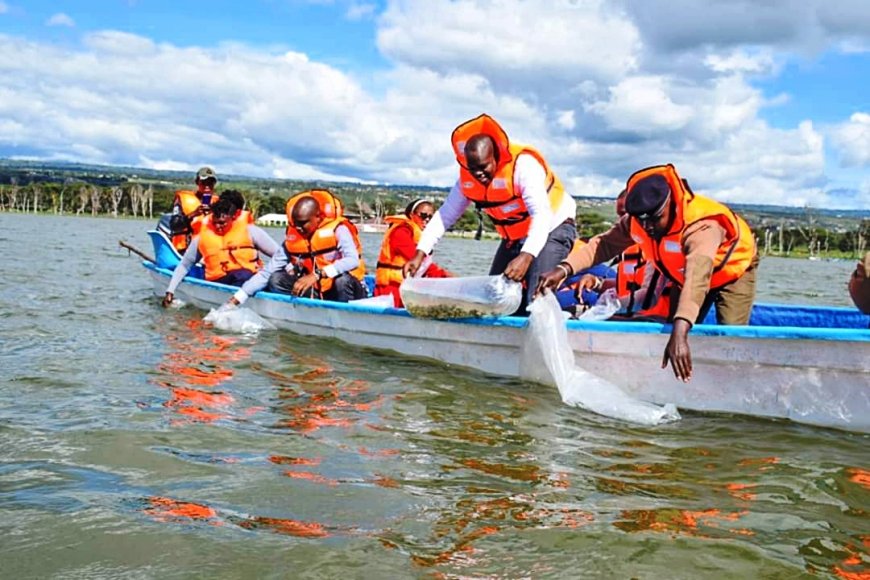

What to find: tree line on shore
left=0, top=178, right=867, bottom=259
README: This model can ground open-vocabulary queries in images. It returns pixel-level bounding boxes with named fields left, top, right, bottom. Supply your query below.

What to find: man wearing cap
left=537, top=164, right=758, bottom=383
left=402, top=114, right=577, bottom=314
left=168, top=166, right=220, bottom=252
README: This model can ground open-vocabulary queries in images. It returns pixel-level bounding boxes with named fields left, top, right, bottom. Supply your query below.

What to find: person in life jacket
left=537, top=164, right=758, bottom=382
left=225, top=190, right=367, bottom=306
left=374, top=198, right=452, bottom=307
left=402, top=114, right=577, bottom=314
left=565, top=189, right=673, bottom=321
left=162, top=190, right=279, bottom=307
left=169, top=166, right=220, bottom=252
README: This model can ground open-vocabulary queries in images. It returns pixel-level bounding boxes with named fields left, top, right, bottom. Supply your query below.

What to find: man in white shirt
left=403, top=114, right=576, bottom=313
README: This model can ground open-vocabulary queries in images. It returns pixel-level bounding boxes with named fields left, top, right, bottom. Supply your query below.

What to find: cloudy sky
left=1, top=0, right=868, bottom=208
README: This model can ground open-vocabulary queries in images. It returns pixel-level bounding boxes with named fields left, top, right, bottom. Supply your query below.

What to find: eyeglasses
left=416, top=212, right=432, bottom=221
left=293, top=219, right=311, bottom=232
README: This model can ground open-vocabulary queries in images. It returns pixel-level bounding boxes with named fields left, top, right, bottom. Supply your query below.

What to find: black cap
left=626, top=174, right=671, bottom=219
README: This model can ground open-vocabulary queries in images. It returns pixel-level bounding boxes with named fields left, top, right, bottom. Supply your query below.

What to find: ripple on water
left=0, top=214, right=867, bottom=578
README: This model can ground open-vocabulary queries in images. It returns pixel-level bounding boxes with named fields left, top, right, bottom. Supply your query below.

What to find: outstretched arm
left=163, top=239, right=200, bottom=306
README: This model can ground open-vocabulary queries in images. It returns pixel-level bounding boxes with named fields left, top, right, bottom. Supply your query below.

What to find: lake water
left=0, top=213, right=866, bottom=579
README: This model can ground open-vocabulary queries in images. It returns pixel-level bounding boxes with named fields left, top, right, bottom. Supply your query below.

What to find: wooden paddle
left=118, top=240, right=155, bottom=264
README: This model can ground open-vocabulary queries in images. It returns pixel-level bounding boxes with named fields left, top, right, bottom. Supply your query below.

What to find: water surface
left=0, top=213, right=866, bottom=579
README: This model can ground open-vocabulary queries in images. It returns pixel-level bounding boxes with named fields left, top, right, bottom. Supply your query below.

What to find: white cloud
left=557, top=110, right=575, bottom=131
left=377, top=0, right=640, bottom=97
left=829, top=112, right=870, bottom=167
left=705, top=50, right=776, bottom=74
left=46, top=13, right=75, bottom=27
left=585, top=76, right=694, bottom=134
left=346, top=2, right=376, bottom=20
left=620, top=0, right=870, bottom=54
left=0, top=0, right=867, bottom=208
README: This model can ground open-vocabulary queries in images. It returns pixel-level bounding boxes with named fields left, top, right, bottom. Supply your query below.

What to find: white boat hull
left=146, top=264, right=870, bottom=433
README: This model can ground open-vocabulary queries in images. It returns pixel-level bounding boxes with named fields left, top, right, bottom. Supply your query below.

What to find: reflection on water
left=0, top=214, right=867, bottom=578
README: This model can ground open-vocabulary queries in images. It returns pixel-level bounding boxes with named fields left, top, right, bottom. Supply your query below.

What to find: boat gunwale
left=144, top=261, right=870, bottom=343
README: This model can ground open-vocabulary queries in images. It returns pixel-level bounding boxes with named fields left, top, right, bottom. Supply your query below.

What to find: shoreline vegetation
left=0, top=160, right=867, bottom=260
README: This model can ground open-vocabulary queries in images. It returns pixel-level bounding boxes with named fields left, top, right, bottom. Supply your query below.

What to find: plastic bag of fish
left=399, top=275, right=522, bottom=319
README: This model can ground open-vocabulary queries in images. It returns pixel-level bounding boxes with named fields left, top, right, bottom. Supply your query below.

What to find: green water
left=0, top=213, right=866, bottom=579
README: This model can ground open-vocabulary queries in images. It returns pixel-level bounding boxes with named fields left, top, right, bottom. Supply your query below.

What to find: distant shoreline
left=2, top=209, right=862, bottom=260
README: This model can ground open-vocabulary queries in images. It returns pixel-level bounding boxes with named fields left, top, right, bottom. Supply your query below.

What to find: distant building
left=256, top=213, right=288, bottom=227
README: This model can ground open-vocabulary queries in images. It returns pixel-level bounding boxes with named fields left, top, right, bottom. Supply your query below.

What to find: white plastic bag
left=400, top=275, right=522, bottom=319
left=204, top=304, right=275, bottom=334
left=350, top=294, right=397, bottom=308
left=577, top=287, right=622, bottom=321
left=522, top=292, right=680, bottom=425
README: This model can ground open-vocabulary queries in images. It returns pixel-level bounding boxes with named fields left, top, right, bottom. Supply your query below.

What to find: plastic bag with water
left=400, top=275, right=522, bottom=319
left=203, top=304, right=276, bottom=333
left=522, top=292, right=680, bottom=425
left=577, top=287, right=622, bottom=321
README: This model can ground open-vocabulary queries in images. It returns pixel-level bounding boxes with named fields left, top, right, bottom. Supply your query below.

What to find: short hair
left=210, top=198, right=236, bottom=217
left=219, top=189, right=245, bottom=213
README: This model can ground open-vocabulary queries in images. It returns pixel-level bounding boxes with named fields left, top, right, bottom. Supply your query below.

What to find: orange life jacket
left=451, top=114, right=566, bottom=241
left=285, top=189, right=344, bottom=224
left=626, top=164, right=756, bottom=290
left=615, top=245, right=672, bottom=320
left=284, top=190, right=365, bottom=295
left=198, top=213, right=261, bottom=281
left=375, top=215, right=423, bottom=287
left=171, top=190, right=220, bottom=252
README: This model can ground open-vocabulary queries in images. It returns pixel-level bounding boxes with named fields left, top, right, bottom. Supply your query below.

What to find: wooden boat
left=140, top=230, right=870, bottom=433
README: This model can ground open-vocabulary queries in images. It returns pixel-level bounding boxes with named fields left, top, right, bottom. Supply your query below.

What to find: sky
left=0, top=0, right=868, bottom=209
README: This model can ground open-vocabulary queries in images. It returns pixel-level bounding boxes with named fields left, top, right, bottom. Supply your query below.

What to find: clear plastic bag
left=350, top=294, right=397, bottom=308
left=400, top=275, right=522, bottom=319
left=522, top=292, right=680, bottom=425
left=204, top=304, right=275, bottom=334
left=577, top=287, right=622, bottom=321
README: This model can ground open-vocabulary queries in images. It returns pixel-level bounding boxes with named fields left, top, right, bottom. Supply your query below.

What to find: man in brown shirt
left=537, top=168, right=758, bottom=383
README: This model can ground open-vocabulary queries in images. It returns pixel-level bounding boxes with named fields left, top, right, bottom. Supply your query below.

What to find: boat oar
left=118, top=240, right=155, bottom=264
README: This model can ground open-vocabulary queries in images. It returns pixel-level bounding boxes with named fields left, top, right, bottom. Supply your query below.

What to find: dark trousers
left=489, top=221, right=577, bottom=314
left=268, top=270, right=367, bottom=303
left=212, top=269, right=255, bottom=287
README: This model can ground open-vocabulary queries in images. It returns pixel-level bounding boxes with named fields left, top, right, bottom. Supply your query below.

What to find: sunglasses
left=416, top=212, right=433, bottom=221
